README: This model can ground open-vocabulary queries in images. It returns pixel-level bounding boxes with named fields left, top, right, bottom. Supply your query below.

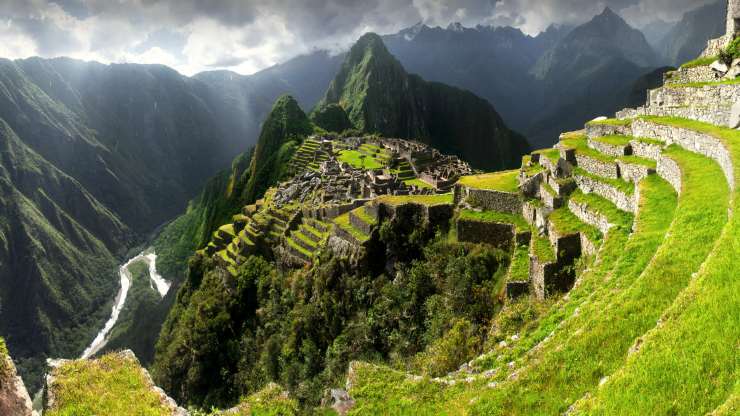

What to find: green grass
left=471, top=146, right=728, bottom=415
left=458, top=209, right=529, bottom=233
left=347, top=172, right=678, bottom=415
left=218, top=224, right=235, bottom=236
left=353, top=206, right=378, bottom=226
left=533, top=148, right=561, bottom=165
left=679, top=55, right=717, bottom=69
left=573, top=167, right=635, bottom=195
left=531, top=235, right=556, bottom=263
left=338, top=150, right=384, bottom=169
left=521, top=162, right=545, bottom=178
left=591, top=135, right=632, bottom=146
left=665, top=77, right=740, bottom=88
left=375, top=193, right=453, bottom=206
left=586, top=118, right=632, bottom=127
left=333, top=213, right=370, bottom=242
left=569, top=190, right=634, bottom=229
left=618, top=154, right=657, bottom=169
left=457, top=170, right=519, bottom=193
left=548, top=206, right=602, bottom=242
left=508, top=244, right=530, bottom=282
left=287, top=237, right=313, bottom=258
left=560, top=133, right=617, bottom=164
left=292, top=230, right=318, bottom=248
left=45, top=352, right=172, bottom=416
left=404, top=178, right=433, bottom=189
left=575, top=118, right=740, bottom=415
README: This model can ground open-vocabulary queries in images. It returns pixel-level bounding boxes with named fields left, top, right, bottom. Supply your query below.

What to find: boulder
left=710, top=60, right=729, bottom=74
left=0, top=354, right=33, bottom=416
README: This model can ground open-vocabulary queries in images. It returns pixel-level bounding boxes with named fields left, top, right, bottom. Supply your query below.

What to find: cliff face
left=0, top=339, right=32, bottom=416
left=318, top=33, right=530, bottom=170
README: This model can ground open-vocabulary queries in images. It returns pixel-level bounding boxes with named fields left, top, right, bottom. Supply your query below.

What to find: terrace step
left=567, top=189, right=634, bottom=235
left=585, top=119, right=632, bottom=139
left=573, top=168, right=637, bottom=213
left=587, top=135, right=632, bottom=157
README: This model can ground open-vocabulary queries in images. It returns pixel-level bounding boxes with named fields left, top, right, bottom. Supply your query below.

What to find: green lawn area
left=338, top=149, right=384, bottom=169
left=533, top=148, right=561, bottom=165
left=458, top=209, right=529, bottom=233
left=508, top=244, right=530, bottom=282
left=586, top=118, right=632, bottom=127
left=618, top=154, right=657, bottom=169
left=591, top=135, right=632, bottom=146
left=45, top=353, right=172, bottom=416
left=376, top=193, right=453, bottom=206
left=404, top=178, right=434, bottom=189
left=549, top=206, right=602, bottom=242
left=531, top=234, right=556, bottom=263
left=458, top=170, right=519, bottom=193
left=569, top=189, right=634, bottom=229
left=679, top=55, right=716, bottom=69
left=333, top=212, right=370, bottom=242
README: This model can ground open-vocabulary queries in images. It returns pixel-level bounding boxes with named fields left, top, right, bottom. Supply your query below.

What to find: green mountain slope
left=0, top=119, right=131, bottom=389
left=318, top=33, right=530, bottom=170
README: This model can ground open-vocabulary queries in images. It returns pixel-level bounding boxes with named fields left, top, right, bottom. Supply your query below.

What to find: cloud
left=0, top=0, right=722, bottom=76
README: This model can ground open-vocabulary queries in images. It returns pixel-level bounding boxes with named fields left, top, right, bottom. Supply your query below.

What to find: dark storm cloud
left=0, top=0, right=721, bottom=75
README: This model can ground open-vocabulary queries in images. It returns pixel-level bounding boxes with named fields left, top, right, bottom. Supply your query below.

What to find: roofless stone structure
left=705, top=0, right=740, bottom=55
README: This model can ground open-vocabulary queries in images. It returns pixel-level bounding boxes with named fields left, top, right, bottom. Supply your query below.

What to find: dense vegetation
left=153, top=208, right=510, bottom=410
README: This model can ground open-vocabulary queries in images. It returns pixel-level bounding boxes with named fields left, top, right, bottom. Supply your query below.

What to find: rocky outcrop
left=0, top=351, right=33, bottom=416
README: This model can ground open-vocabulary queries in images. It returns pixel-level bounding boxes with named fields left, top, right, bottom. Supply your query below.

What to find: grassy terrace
left=591, top=135, right=632, bottom=146
left=586, top=118, right=632, bottom=127
left=348, top=172, right=678, bottom=415
left=333, top=212, right=370, bottom=242
left=619, top=154, right=657, bottom=169
left=457, top=170, right=519, bottom=193
left=287, top=237, right=313, bottom=258
left=573, top=167, right=635, bottom=195
left=508, top=244, right=530, bottom=282
left=679, top=55, right=716, bottom=69
left=548, top=206, right=602, bottom=243
left=338, top=149, right=384, bottom=169
left=631, top=136, right=664, bottom=146
left=533, top=148, right=561, bottom=165
left=531, top=234, right=556, bottom=263
left=353, top=206, right=377, bottom=226
left=470, top=146, right=728, bottom=415
left=404, top=178, right=433, bottom=189
left=45, top=352, right=172, bottom=416
left=576, top=118, right=740, bottom=414
left=569, top=190, right=634, bottom=229
left=665, top=77, right=740, bottom=88
left=375, top=193, right=453, bottom=206
left=560, top=133, right=615, bottom=163
left=458, top=209, right=529, bottom=233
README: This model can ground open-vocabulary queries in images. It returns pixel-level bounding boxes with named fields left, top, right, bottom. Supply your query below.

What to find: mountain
left=658, top=1, right=726, bottom=66
left=319, top=33, right=530, bottom=170
left=0, top=57, right=283, bottom=390
left=527, top=7, right=658, bottom=146
left=382, top=23, right=571, bottom=131
left=641, top=19, right=677, bottom=53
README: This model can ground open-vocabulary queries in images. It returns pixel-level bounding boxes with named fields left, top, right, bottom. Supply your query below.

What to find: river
left=80, top=250, right=171, bottom=359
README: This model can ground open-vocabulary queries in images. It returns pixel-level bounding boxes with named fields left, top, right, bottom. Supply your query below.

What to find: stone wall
left=349, top=210, right=374, bottom=235
left=632, top=119, right=735, bottom=191
left=456, top=219, right=515, bottom=249
left=464, top=187, right=522, bottom=214
left=575, top=154, right=620, bottom=180
left=664, top=66, right=717, bottom=85
left=618, top=160, right=655, bottom=184
left=530, top=256, right=568, bottom=301
left=580, top=233, right=599, bottom=257
left=568, top=199, right=612, bottom=234
left=630, top=139, right=664, bottom=161
left=657, top=155, right=683, bottom=194
left=546, top=222, right=581, bottom=263
left=588, top=139, right=630, bottom=157
left=585, top=123, right=632, bottom=139
left=574, top=174, right=637, bottom=213
left=539, top=182, right=563, bottom=209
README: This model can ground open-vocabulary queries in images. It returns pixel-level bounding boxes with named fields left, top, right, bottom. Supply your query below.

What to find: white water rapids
left=80, top=250, right=171, bottom=359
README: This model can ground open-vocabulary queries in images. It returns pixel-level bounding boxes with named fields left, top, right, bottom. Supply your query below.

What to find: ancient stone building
left=728, top=0, right=740, bottom=38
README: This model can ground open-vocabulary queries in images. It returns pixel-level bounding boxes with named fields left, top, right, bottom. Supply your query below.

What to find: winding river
left=80, top=250, right=171, bottom=359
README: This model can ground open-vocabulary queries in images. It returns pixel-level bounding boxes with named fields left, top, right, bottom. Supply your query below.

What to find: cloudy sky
left=0, top=0, right=718, bottom=76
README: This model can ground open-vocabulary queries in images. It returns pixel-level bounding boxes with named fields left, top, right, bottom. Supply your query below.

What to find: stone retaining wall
left=588, top=138, right=630, bottom=157
left=463, top=187, right=522, bottom=214
left=649, top=84, right=740, bottom=110
left=547, top=176, right=576, bottom=197
left=546, top=222, right=581, bottom=263
left=585, top=123, right=632, bottom=139
left=349, top=210, right=375, bottom=235
left=702, top=35, right=731, bottom=57
left=657, top=155, right=683, bottom=194
left=530, top=256, right=568, bottom=300
left=664, top=66, right=717, bottom=85
left=575, top=174, right=637, bottom=213
left=539, top=183, right=563, bottom=209
left=630, top=139, right=664, bottom=160
left=575, top=154, right=620, bottom=180
left=568, top=199, right=612, bottom=234
left=632, top=119, right=734, bottom=191
left=519, top=172, right=543, bottom=199
left=618, top=160, right=655, bottom=184
left=580, top=233, right=599, bottom=257
left=456, top=219, right=515, bottom=249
